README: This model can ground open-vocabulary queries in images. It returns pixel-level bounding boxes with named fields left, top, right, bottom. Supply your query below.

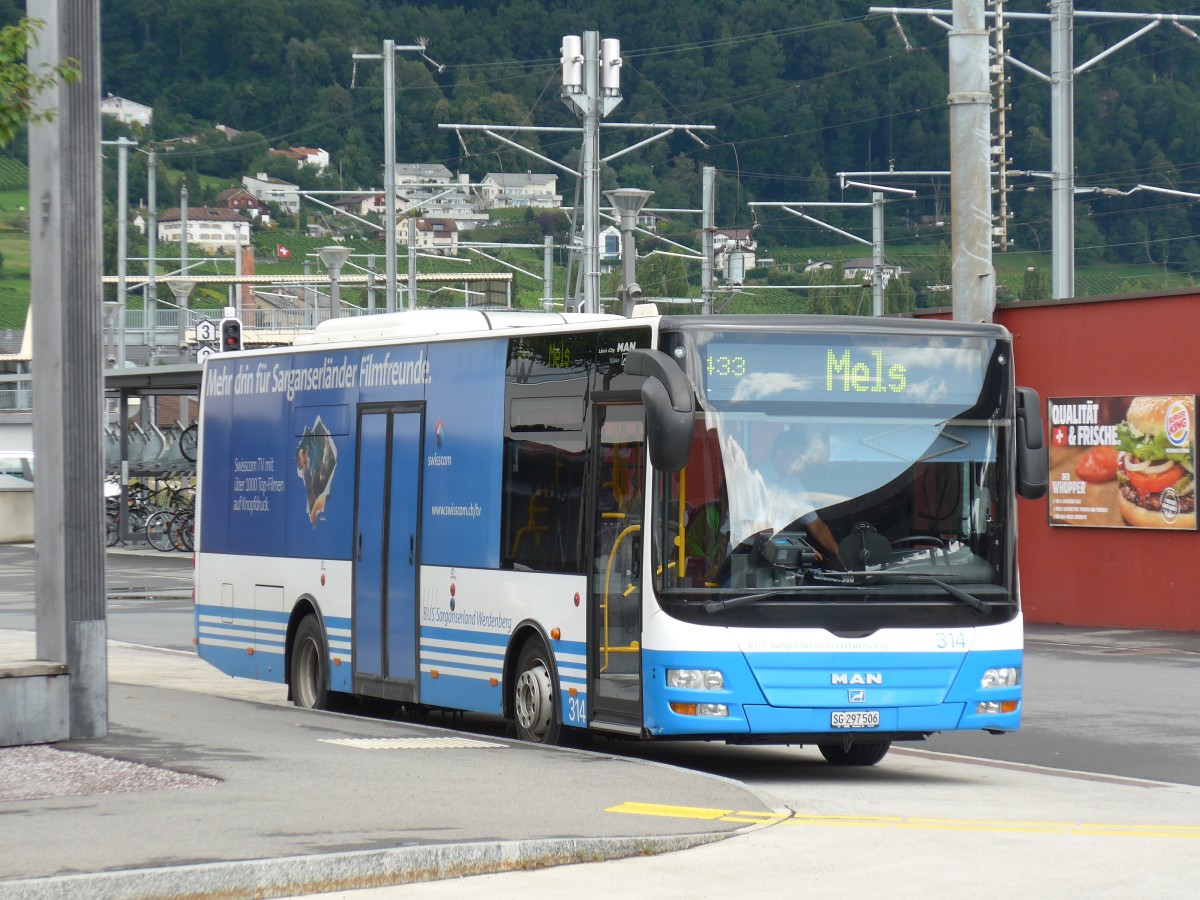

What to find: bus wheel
left=817, top=740, right=891, bottom=766
left=513, top=639, right=562, bottom=745
left=291, top=615, right=329, bottom=710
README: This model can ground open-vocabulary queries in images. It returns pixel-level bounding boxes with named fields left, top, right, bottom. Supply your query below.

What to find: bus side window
left=502, top=436, right=586, bottom=574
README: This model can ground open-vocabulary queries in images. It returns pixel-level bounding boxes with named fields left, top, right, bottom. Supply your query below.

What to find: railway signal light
left=220, top=317, right=243, bottom=352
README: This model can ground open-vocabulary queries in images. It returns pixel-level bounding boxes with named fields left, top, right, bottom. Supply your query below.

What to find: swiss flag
left=277, top=244, right=291, bottom=259
left=1052, top=425, right=1068, bottom=446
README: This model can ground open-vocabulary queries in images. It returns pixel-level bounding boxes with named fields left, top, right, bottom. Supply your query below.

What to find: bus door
left=588, top=402, right=646, bottom=731
left=352, top=404, right=422, bottom=701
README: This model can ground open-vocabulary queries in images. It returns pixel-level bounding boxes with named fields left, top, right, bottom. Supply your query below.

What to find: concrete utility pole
left=27, top=0, right=107, bottom=742
left=949, top=0, right=996, bottom=322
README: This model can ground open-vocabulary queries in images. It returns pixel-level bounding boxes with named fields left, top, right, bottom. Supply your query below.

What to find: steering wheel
left=892, top=535, right=949, bottom=564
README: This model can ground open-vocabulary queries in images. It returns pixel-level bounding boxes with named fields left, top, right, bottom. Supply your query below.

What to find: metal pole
left=582, top=31, right=601, bottom=314
left=994, top=0, right=1011, bottom=252
left=304, top=259, right=314, bottom=325
left=407, top=218, right=418, bottom=309
left=1050, top=0, right=1075, bottom=300
left=234, top=223, right=244, bottom=320
left=28, top=0, right=108, bottom=741
left=949, top=0, right=996, bottom=322
left=146, top=148, right=157, bottom=347
left=178, top=183, right=189, bottom=356
left=115, top=139, right=130, bottom=365
left=383, top=40, right=397, bottom=314
left=543, top=234, right=554, bottom=311
left=872, top=192, right=885, bottom=316
left=367, top=254, right=376, bottom=313
left=701, top=166, right=715, bottom=314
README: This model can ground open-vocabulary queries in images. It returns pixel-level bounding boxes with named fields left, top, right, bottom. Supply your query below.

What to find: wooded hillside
left=5, top=0, right=1200, bottom=282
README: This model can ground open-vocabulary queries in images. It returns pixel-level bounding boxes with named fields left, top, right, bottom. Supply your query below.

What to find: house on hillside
left=393, top=163, right=454, bottom=187
left=397, top=217, right=459, bottom=255
left=599, top=225, right=622, bottom=270
left=478, top=173, right=560, bottom=209
left=100, top=94, right=152, bottom=127
left=270, top=146, right=330, bottom=171
left=242, top=173, right=300, bottom=214
left=332, top=193, right=387, bottom=218
left=216, top=188, right=270, bottom=219
left=157, top=207, right=252, bottom=254
left=390, top=166, right=489, bottom=230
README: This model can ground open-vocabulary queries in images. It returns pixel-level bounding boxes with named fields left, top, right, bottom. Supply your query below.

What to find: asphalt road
left=5, top=544, right=1198, bottom=786
left=0, top=544, right=195, bottom=651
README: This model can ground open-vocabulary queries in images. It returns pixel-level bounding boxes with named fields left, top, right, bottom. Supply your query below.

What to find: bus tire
left=817, top=740, right=891, bottom=766
left=290, top=615, right=330, bottom=710
left=513, top=638, right=563, bottom=745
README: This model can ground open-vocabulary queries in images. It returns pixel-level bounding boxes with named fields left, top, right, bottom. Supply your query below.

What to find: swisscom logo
left=427, top=419, right=451, bottom=467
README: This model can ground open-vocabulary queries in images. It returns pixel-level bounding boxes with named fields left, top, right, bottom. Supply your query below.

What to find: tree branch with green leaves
left=0, top=17, right=81, bottom=147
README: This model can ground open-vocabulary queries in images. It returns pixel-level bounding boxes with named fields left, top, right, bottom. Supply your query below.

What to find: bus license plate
left=831, top=710, right=880, bottom=728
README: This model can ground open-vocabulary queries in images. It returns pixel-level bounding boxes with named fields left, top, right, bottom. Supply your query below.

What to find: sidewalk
left=2, top=607, right=1197, bottom=899
left=0, top=630, right=768, bottom=900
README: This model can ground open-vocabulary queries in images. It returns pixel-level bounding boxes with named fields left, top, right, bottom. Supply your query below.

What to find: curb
left=0, top=833, right=730, bottom=900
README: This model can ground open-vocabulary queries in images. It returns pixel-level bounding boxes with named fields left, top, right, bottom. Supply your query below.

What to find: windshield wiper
left=812, top=570, right=994, bottom=614
left=835, top=573, right=993, bottom=619
left=699, top=569, right=993, bottom=616
left=703, top=589, right=795, bottom=615
left=925, top=577, right=992, bottom=614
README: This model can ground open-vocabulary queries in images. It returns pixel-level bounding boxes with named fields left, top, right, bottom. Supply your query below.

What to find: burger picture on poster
left=1115, top=396, right=1195, bottom=528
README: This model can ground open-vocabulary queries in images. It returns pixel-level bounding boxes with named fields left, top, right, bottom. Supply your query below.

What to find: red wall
left=923, top=291, right=1199, bottom=631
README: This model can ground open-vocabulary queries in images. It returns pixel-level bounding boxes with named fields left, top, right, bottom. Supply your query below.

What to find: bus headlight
left=980, top=666, right=1020, bottom=689
left=976, top=700, right=1019, bottom=714
left=670, top=702, right=730, bottom=717
left=666, top=668, right=724, bottom=690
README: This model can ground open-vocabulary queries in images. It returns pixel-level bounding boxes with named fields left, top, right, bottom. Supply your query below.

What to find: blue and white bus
left=194, top=308, right=1047, bottom=765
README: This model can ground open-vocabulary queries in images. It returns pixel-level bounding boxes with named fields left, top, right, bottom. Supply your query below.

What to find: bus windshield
left=653, top=323, right=1015, bottom=628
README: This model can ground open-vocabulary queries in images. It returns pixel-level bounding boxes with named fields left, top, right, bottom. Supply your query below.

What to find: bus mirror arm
left=623, top=349, right=695, bottom=474
left=1015, top=386, right=1048, bottom=500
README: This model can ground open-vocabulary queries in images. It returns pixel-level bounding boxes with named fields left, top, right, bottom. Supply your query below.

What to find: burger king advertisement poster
left=1048, top=395, right=1196, bottom=530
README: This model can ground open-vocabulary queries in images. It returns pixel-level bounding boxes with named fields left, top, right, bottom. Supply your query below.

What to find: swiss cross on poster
left=277, top=244, right=291, bottom=259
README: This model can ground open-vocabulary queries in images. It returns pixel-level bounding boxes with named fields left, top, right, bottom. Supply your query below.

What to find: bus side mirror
left=623, top=348, right=694, bottom=473
left=1015, top=386, right=1048, bottom=500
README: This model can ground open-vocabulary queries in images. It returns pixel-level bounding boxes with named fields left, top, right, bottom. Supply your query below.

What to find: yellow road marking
left=606, top=803, right=1200, bottom=838
left=605, top=802, right=790, bottom=824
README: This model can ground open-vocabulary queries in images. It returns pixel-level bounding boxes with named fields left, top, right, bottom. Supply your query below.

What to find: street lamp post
left=318, top=246, right=353, bottom=320
left=168, top=279, right=196, bottom=362
left=604, top=188, right=653, bottom=317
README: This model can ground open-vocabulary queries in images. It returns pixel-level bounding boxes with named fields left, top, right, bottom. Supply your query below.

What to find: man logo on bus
left=831, top=673, right=882, bottom=685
